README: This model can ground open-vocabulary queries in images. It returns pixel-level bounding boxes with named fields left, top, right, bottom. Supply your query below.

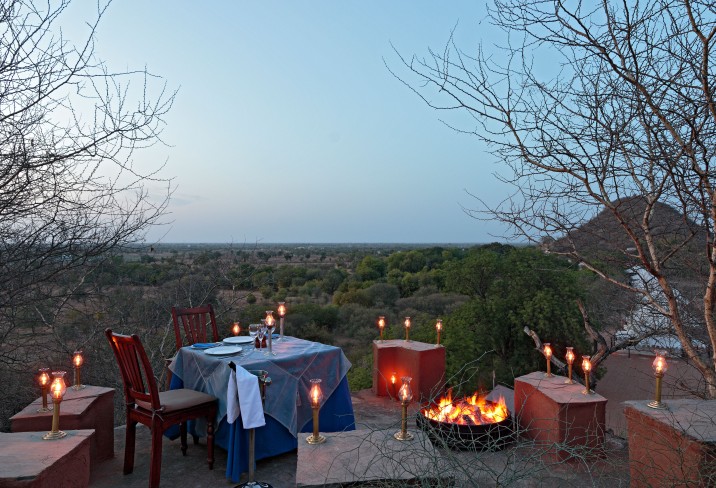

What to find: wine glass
left=257, top=322, right=267, bottom=356
left=248, top=323, right=259, bottom=355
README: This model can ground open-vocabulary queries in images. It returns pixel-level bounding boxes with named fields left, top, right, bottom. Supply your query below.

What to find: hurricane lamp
left=436, top=319, right=443, bottom=346
left=306, top=379, right=326, bottom=444
left=37, top=368, right=52, bottom=412
left=543, top=343, right=553, bottom=377
left=394, top=376, right=414, bottom=441
left=277, top=302, right=287, bottom=341
left=564, top=347, right=575, bottom=384
left=72, top=351, right=85, bottom=390
left=377, top=316, right=386, bottom=342
left=404, top=317, right=411, bottom=342
left=265, top=311, right=276, bottom=355
left=648, top=350, right=668, bottom=409
left=581, top=356, right=593, bottom=395
left=232, top=321, right=241, bottom=336
left=44, top=372, right=67, bottom=440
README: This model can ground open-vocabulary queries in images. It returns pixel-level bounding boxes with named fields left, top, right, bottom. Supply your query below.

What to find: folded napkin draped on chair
left=227, top=366, right=265, bottom=429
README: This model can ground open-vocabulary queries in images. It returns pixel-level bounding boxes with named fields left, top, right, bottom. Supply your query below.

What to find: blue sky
left=68, top=1, right=512, bottom=244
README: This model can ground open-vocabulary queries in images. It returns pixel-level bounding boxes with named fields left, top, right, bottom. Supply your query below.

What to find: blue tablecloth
left=169, top=337, right=355, bottom=482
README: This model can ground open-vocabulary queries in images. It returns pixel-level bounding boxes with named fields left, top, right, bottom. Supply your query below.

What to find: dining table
left=168, top=335, right=356, bottom=483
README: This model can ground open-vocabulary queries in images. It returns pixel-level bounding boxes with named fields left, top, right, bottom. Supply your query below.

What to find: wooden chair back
left=105, top=329, right=162, bottom=411
left=171, top=303, right=219, bottom=350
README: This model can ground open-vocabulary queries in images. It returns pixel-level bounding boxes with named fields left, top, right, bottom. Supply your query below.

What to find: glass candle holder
left=306, top=379, right=326, bottom=444
left=43, top=371, right=68, bottom=440
left=394, top=376, right=414, bottom=441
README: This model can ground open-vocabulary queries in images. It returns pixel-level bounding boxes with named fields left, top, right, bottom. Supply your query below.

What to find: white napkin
left=227, top=366, right=266, bottom=429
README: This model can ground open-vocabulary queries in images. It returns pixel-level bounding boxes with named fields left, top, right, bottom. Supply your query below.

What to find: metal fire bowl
left=417, top=409, right=514, bottom=451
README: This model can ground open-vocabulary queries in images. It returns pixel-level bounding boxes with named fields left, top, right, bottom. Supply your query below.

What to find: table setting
left=168, top=332, right=355, bottom=482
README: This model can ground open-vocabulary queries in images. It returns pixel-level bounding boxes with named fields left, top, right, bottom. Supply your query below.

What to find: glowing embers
left=418, top=390, right=513, bottom=450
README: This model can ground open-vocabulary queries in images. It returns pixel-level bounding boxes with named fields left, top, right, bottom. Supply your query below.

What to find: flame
left=422, top=390, right=509, bottom=426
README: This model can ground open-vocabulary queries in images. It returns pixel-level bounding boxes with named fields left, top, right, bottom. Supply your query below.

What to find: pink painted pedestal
left=625, top=400, right=716, bottom=487
left=372, top=339, right=445, bottom=403
left=10, top=385, right=114, bottom=466
left=514, top=372, right=607, bottom=460
left=0, top=430, right=93, bottom=488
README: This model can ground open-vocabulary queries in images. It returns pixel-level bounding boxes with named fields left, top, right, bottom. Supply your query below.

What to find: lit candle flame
left=391, top=373, right=396, bottom=385
left=73, top=351, right=83, bottom=367
left=543, top=343, right=552, bottom=358
left=232, top=322, right=240, bottom=336
left=565, top=347, right=575, bottom=365
left=378, top=316, right=385, bottom=329
left=278, top=302, right=287, bottom=317
left=51, top=377, right=65, bottom=400
left=582, top=356, right=591, bottom=372
left=39, top=371, right=49, bottom=386
left=436, top=319, right=442, bottom=331
left=404, top=317, right=411, bottom=329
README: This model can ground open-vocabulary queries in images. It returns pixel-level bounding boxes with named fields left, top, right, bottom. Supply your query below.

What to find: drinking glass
left=257, top=323, right=267, bottom=356
left=248, top=323, right=259, bottom=355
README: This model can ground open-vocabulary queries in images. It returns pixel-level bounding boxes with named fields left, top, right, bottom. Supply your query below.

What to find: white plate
left=205, top=345, right=242, bottom=356
left=223, top=336, right=254, bottom=345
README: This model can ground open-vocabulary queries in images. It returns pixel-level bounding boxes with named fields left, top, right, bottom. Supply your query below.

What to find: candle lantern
left=377, top=316, right=386, bottom=342
left=404, top=317, right=411, bottom=342
left=543, top=343, right=553, bottom=377
left=306, top=379, right=326, bottom=444
left=232, top=321, right=241, bottom=336
left=277, top=302, right=287, bottom=341
left=265, top=311, right=276, bottom=356
left=435, top=319, right=443, bottom=346
left=72, top=350, right=85, bottom=390
left=43, top=371, right=68, bottom=440
left=37, top=368, right=52, bottom=412
left=564, top=347, right=575, bottom=384
left=394, top=376, right=414, bottom=441
left=647, top=350, right=668, bottom=409
left=581, top=356, right=593, bottom=395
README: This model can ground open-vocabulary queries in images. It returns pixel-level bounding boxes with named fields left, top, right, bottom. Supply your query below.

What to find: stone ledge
left=0, top=430, right=93, bottom=488
left=296, top=428, right=442, bottom=487
left=11, top=385, right=114, bottom=464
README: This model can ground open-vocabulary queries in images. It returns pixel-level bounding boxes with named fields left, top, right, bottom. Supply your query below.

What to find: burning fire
left=422, top=390, right=509, bottom=426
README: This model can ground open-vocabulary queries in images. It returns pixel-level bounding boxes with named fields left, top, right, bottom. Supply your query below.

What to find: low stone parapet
left=625, top=399, right=716, bottom=487
left=514, top=372, right=607, bottom=460
left=0, top=430, right=93, bottom=488
left=372, top=339, right=445, bottom=403
left=11, top=385, right=114, bottom=466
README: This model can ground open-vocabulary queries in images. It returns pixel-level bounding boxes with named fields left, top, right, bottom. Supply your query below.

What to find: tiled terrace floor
left=90, top=389, right=630, bottom=488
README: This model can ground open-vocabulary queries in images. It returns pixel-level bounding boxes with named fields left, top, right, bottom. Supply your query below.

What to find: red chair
left=106, top=329, right=218, bottom=488
left=171, top=303, right=220, bottom=350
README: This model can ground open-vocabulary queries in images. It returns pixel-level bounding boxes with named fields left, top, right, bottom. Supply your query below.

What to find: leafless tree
left=389, top=0, right=716, bottom=397
left=0, top=0, right=174, bottom=422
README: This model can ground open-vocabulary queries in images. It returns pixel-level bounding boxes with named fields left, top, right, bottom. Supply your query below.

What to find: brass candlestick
left=404, top=317, right=411, bottom=342
left=378, top=316, right=385, bottom=342
left=394, top=376, right=414, bottom=441
left=436, top=319, right=442, bottom=346
left=564, top=347, right=575, bottom=384
left=72, top=350, right=85, bottom=390
left=582, top=355, right=594, bottom=395
left=43, top=372, right=67, bottom=440
left=648, top=350, right=668, bottom=409
left=306, top=379, right=326, bottom=444
left=544, top=343, right=553, bottom=377
left=37, top=368, right=52, bottom=413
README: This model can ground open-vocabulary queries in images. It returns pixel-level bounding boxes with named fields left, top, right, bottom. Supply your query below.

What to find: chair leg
left=180, top=422, right=188, bottom=456
left=149, top=418, right=163, bottom=488
left=124, top=420, right=137, bottom=475
left=206, top=415, right=214, bottom=470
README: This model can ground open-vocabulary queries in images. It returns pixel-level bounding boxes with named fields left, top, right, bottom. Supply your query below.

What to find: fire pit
left=417, top=390, right=514, bottom=450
